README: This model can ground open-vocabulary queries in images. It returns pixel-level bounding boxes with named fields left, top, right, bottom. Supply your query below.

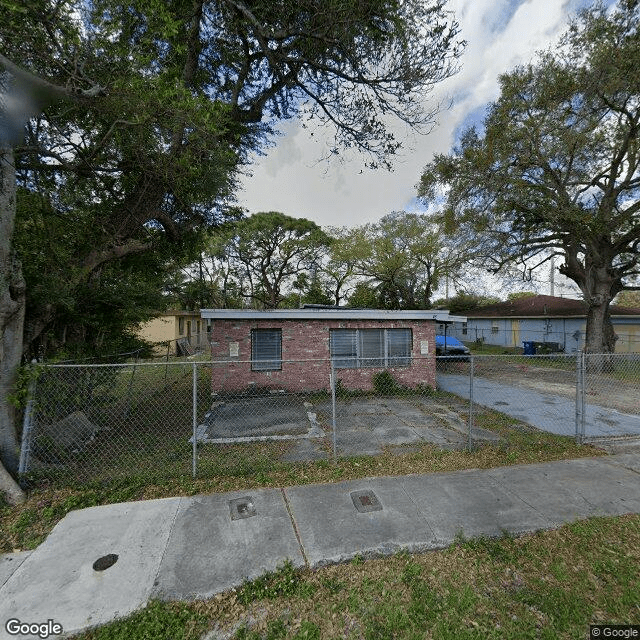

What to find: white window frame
left=330, top=328, right=412, bottom=369
left=251, top=329, right=282, bottom=371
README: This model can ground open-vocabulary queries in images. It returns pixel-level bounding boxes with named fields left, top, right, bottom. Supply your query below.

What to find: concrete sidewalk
left=1, top=453, right=640, bottom=639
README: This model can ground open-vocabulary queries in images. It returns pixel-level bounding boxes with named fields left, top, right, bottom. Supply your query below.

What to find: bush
left=372, top=370, right=400, bottom=395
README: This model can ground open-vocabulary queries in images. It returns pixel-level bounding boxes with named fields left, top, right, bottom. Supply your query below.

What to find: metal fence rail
left=18, top=353, right=640, bottom=484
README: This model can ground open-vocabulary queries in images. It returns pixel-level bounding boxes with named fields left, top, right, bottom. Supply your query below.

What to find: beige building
left=137, top=311, right=207, bottom=355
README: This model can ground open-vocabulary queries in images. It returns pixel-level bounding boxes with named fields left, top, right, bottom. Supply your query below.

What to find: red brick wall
left=209, top=319, right=435, bottom=392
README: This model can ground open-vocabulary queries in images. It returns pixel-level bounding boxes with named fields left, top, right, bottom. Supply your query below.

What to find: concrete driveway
left=196, top=393, right=502, bottom=460
left=438, top=374, right=640, bottom=440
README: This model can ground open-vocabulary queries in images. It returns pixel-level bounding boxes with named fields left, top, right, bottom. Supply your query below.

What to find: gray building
left=442, top=295, right=640, bottom=353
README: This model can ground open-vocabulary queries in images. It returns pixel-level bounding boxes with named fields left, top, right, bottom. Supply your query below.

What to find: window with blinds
left=251, top=329, right=282, bottom=371
left=330, top=328, right=412, bottom=368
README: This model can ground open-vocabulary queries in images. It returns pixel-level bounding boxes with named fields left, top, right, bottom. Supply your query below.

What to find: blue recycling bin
left=522, top=341, right=536, bottom=355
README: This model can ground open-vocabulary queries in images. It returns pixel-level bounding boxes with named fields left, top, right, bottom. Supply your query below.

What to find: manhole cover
left=229, top=496, right=257, bottom=520
left=93, top=554, right=118, bottom=572
left=350, top=490, right=382, bottom=513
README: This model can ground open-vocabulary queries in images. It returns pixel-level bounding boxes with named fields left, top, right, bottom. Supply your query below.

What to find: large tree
left=344, top=211, right=462, bottom=309
left=217, top=212, right=330, bottom=308
left=419, top=1, right=640, bottom=353
left=1, top=0, right=462, bottom=496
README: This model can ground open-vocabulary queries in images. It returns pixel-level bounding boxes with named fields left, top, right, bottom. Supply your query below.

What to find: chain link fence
left=17, top=353, right=640, bottom=485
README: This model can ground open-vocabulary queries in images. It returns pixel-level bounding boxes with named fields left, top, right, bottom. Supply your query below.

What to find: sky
left=233, top=0, right=613, bottom=297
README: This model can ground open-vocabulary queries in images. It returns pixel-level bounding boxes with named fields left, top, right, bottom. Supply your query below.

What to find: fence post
left=467, top=355, right=474, bottom=451
left=580, top=352, right=586, bottom=442
left=331, top=359, right=337, bottom=463
left=192, top=361, right=198, bottom=478
left=575, top=351, right=585, bottom=444
left=18, top=365, right=38, bottom=475
left=124, top=352, right=139, bottom=420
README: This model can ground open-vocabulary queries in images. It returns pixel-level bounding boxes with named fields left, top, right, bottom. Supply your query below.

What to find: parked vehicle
left=435, top=335, right=471, bottom=359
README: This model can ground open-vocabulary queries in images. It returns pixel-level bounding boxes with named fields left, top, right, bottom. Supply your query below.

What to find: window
left=251, top=329, right=282, bottom=371
left=178, top=317, right=185, bottom=335
left=462, top=323, right=468, bottom=336
left=491, top=321, right=499, bottom=334
left=330, top=329, right=412, bottom=368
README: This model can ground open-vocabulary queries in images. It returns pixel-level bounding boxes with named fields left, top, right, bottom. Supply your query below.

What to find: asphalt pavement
left=437, top=374, right=640, bottom=439
left=1, top=453, right=640, bottom=639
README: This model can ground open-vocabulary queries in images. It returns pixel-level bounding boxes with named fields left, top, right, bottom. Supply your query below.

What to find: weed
left=320, top=577, right=345, bottom=594
left=293, top=621, right=320, bottom=639
left=76, top=600, right=207, bottom=640
left=236, top=561, right=315, bottom=605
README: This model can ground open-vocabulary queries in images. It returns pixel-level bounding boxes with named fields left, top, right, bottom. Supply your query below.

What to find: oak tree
left=419, top=1, right=640, bottom=353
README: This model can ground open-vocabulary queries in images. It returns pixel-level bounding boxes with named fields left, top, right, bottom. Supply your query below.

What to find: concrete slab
left=0, top=497, right=180, bottom=639
left=203, top=396, right=310, bottom=439
left=599, top=452, right=640, bottom=474
left=285, top=478, right=440, bottom=568
left=373, top=426, right=422, bottom=445
left=400, top=470, right=551, bottom=540
left=487, top=457, right=640, bottom=524
left=0, top=551, right=31, bottom=589
left=151, top=488, right=305, bottom=601
left=335, top=431, right=382, bottom=456
left=279, top=438, right=328, bottom=462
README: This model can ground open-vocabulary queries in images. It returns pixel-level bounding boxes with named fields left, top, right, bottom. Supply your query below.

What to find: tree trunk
left=584, top=298, right=617, bottom=354
left=0, top=459, right=25, bottom=505
left=0, top=144, right=27, bottom=502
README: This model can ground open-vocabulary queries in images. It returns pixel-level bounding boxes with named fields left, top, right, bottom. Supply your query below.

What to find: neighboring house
left=137, top=311, right=206, bottom=355
left=444, top=295, right=640, bottom=353
left=200, top=308, right=466, bottom=392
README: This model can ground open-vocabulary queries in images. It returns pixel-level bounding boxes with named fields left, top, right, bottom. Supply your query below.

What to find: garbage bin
left=522, top=341, right=536, bottom=355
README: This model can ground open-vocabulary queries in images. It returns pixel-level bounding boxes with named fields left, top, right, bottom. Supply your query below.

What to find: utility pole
left=550, top=257, right=555, bottom=297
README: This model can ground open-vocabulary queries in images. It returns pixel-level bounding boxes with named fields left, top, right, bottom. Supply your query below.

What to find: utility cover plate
left=350, top=490, right=382, bottom=513
left=229, top=496, right=257, bottom=520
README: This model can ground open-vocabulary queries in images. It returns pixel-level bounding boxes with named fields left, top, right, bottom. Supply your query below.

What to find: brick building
left=200, top=308, right=465, bottom=392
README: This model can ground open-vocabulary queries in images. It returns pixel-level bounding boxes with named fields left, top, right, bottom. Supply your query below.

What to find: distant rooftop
left=464, top=295, right=640, bottom=318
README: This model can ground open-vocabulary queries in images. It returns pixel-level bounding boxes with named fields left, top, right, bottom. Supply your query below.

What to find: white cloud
left=236, top=0, right=594, bottom=231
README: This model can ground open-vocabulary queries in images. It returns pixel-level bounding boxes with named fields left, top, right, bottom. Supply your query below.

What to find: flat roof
left=201, top=308, right=467, bottom=323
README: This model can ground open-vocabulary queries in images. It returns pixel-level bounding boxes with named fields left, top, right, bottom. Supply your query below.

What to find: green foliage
left=78, top=600, right=207, bottom=640
left=432, top=291, right=500, bottom=313
left=215, top=212, right=331, bottom=308
left=507, top=291, right=537, bottom=301
left=346, top=282, right=380, bottom=309
left=343, top=212, right=454, bottom=309
left=419, top=2, right=640, bottom=352
left=236, top=560, right=316, bottom=605
left=372, top=370, right=401, bottom=395
left=614, top=290, right=640, bottom=309
left=7, top=363, right=43, bottom=409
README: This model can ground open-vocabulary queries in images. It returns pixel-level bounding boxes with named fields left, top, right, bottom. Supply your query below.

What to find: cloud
left=236, top=0, right=588, bottom=230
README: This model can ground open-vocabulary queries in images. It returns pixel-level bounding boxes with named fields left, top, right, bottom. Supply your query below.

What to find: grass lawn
left=66, top=513, right=640, bottom=639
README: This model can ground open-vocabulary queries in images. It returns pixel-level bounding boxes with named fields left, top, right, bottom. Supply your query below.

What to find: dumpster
left=522, top=341, right=536, bottom=355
